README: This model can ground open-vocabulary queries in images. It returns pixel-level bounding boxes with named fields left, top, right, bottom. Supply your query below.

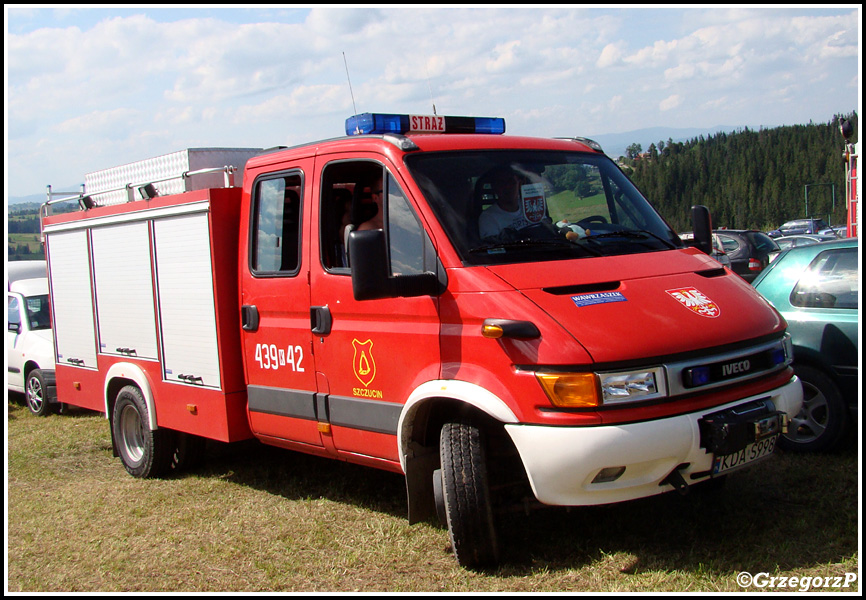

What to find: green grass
left=547, top=190, right=608, bottom=223
left=7, top=394, right=859, bottom=592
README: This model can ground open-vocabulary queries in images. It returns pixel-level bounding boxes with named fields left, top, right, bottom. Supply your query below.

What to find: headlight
left=536, top=367, right=668, bottom=408
left=598, top=368, right=667, bottom=404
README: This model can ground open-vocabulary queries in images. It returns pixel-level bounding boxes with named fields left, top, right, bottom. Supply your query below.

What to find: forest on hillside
left=624, top=112, right=857, bottom=232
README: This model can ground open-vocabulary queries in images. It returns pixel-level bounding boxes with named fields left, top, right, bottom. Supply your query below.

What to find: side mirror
left=691, top=205, right=713, bottom=255
left=8, top=322, right=20, bottom=334
left=348, top=229, right=440, bottom=301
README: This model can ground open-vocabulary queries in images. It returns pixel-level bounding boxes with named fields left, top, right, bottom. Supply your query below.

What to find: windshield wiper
left=587, top=229, right=677, bottom=248
left=470, top=237, right=603, bottom=256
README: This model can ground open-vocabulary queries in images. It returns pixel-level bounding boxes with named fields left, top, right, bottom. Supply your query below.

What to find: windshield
left=25, top=294, right=51, bottom=331
left=405, top=150, right=681, bottom=265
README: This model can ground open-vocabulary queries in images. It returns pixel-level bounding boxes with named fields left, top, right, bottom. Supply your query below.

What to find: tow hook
left=660, top=464, right=690, bottom=496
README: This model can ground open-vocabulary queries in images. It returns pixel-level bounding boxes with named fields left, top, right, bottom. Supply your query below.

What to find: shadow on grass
left=14, top=387, right=855, bottom=579
left=193, top=439, right=409, bottom=519
left=188, top=429, right=858, bottom=577
left=494, top=438, right=859, bottom=577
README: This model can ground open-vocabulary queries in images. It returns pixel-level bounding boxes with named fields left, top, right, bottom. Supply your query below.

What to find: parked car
left=752, top=238, right=858, bottom=452
left=777, top=218, right=830, bottom=236
left=773, top=234, right=839, bottom=253
left=714, top=230, right=780, bottom=282
left=817, top=226, right=848, bottom=238
left=678, top=232, right=731, bottom=267
left=7, top=276, right=58, bottom=416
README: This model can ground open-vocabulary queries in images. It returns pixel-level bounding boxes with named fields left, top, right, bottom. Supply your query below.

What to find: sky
left=5, top=5, right=862, bottom=198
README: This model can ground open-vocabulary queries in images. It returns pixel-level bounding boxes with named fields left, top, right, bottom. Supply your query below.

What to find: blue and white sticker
left=571, top=291, right=627, bottom=308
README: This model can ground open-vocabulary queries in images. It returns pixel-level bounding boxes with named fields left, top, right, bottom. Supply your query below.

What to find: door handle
left=241, top=305, right=259, bottom=331
left=311, top=306, right=332, bottom=335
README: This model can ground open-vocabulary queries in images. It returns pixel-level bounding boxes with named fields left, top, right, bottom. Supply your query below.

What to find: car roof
left=8, top=277, right=49, bottom=297
left=7, top=260, right=48, bottom=288
left=783, top=237, right=857, bottom=251
left=714, top=229, right=767, bottom=235
left=775, top=234, right=833, bottom=240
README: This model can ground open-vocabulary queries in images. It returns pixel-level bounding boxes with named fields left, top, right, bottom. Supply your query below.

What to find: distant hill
left=588, top=126, right=738, bottom=160
left=8, top=193, right=49, bottom=206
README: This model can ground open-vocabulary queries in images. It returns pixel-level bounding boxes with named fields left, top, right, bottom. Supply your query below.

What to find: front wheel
left=439, top=421, right=500, bottom=569
left=112, top=385, right=174, bottom=478
left=25, top=369, right=53, bottom=417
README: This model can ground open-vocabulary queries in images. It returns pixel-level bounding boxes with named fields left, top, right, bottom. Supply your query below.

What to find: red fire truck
left=41, top=114, right=802, bottom=568
left=840, top=119, right=858, bottom=238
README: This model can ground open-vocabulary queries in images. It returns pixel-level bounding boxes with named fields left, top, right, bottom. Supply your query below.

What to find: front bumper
left=505, top=376, right=803, bottom=506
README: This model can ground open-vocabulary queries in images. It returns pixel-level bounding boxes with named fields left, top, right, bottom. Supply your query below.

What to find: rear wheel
left=779, top=365, right=848, bottom=452
left=439, top=421, right=500, bottom=569
left=112, top=385, right=174, bottom=478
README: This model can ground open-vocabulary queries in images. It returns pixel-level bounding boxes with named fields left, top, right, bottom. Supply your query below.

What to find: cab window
left=320, top=162, right=433, bottom=275
left=251, top=172, right=303, bottom=274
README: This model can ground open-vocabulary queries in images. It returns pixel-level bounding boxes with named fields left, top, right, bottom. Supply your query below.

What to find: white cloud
left=596, top=42, right=625, bottom=68
left=5, top=7, right=859, bottom=196
left=659, top=94, right=683, bottom=111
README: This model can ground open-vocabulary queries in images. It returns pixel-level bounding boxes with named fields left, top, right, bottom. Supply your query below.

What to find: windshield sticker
left=521, top=183, right=546, bottom=224
left=666, top=287, right=720, bottom=318
left=571, top=291, right=627, bottom=308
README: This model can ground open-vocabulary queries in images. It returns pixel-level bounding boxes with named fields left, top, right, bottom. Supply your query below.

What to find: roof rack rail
left=41, top=165, right=241, bottom=217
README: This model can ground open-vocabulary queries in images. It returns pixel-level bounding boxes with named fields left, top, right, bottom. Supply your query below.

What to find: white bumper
left=505, top=376, right=803, bottom=506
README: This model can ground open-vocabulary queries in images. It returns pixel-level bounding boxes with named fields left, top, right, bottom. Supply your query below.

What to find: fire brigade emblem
left=352, top=339, right=377, bottom=387
left=666, top=287, right=720, bottom=318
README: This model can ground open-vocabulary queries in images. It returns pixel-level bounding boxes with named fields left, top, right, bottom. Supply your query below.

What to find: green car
left=752, top=238, right=858, bottom=451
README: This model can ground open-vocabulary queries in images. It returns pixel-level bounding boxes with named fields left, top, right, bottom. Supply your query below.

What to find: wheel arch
left=399, top=380, right=519, bottom=525
left=104, top=363, right=157, bottom=430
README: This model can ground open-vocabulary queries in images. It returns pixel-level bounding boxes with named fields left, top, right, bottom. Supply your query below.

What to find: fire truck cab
left=41, top=114, right=802, bottom=568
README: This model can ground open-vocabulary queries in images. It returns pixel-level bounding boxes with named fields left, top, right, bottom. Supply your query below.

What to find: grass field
left=6, top=393, right=860, bottom=592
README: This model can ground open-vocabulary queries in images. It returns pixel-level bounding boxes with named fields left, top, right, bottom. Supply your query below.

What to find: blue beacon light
left=346, top=113, right=506, bottom=136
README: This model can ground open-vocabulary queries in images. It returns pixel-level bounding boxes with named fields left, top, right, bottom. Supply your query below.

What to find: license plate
left=712, top=435, right=778, bottom=475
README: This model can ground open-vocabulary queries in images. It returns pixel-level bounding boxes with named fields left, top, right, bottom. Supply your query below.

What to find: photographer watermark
left=737, top=571, right=858, bottom=591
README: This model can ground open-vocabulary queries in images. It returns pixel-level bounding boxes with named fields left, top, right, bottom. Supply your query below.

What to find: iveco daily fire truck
left=41, top=113, right=802, bottom=568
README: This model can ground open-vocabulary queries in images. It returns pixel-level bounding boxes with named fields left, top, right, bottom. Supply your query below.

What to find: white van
left=8, top=274, right=58, bottom=415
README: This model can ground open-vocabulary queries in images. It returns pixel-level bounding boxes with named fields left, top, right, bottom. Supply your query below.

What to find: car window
left=745, top=231, right=779, bottom=251
left=716, top=234, right=740, bottom=253
left=790, top=248, right=858, bottom=309
left=8, top=296, right=21, bottom=329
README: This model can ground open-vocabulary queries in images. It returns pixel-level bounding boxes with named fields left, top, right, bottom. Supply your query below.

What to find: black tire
left=25, top=369, right=53, bottom=417
left=439, top=421, right=500, bottom=569
left=171, top=432, right=207, bottom=472
left=779, top=365, right=849, bottom=452
left=111, top=385, right=174, bottom=478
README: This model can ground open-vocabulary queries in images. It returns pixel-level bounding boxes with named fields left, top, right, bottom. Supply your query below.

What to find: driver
left=477, top=166, right=533, bottom=239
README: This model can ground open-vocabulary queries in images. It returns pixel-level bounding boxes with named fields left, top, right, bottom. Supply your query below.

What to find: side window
left=8, top=296, right=21, bottom=330
left=387, top=173, right=428, bottom=276
left=791, top=248, right=859, bottom=309
left=251, top=172, right=302, bottom=274
left=319, top=161, right=433, bottom=275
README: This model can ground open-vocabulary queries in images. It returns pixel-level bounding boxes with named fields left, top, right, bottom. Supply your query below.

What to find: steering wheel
left=577, top=215, right=608, bottom=227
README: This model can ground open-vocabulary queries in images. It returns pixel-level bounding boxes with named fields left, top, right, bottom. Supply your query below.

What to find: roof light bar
left=346, top=113, right=506, bottom=136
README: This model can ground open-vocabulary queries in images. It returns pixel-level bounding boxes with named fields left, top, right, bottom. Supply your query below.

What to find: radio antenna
left=425, top=60, right=437, bottom=115
left=343, top=52, right=358, bottom=117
